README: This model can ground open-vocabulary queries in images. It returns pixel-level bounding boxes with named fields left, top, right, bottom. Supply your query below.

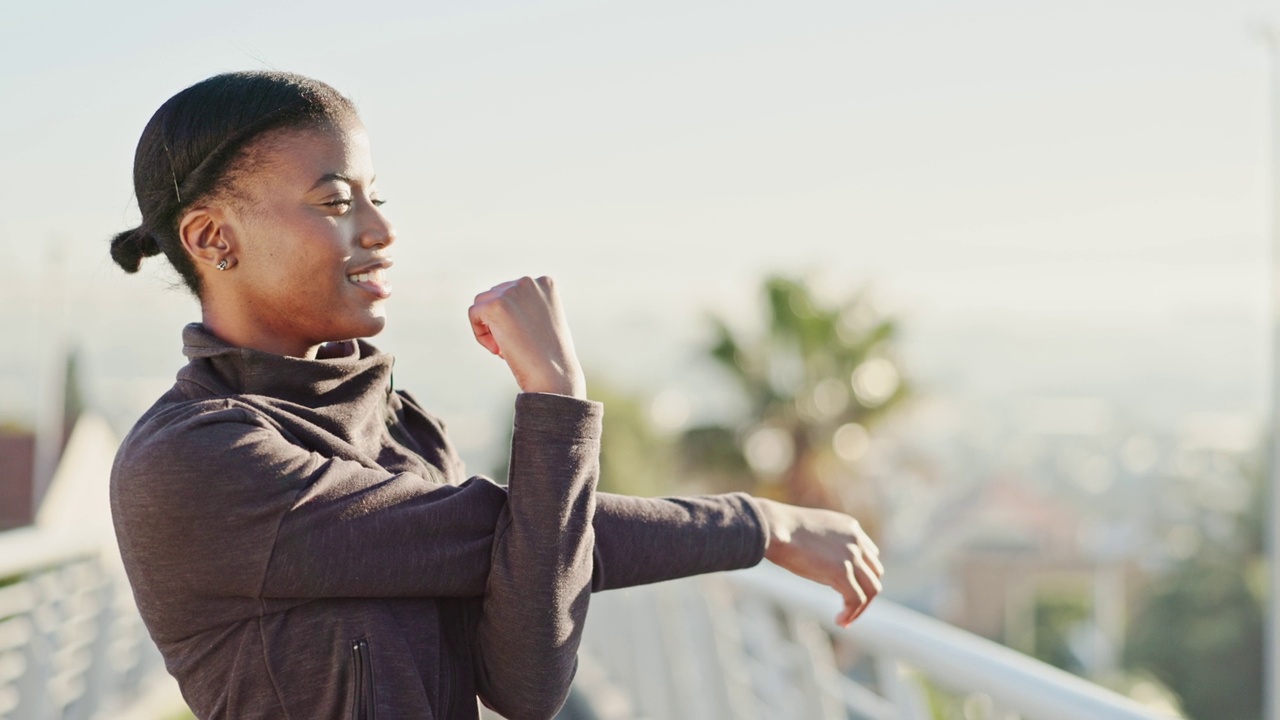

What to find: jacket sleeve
left=470, top=392, right=600, bottom=720
left=589, top=490, right=769, bottom=590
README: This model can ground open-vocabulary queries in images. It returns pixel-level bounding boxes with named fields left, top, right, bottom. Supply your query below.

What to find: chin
left=353, top=314, right=388, bottom=339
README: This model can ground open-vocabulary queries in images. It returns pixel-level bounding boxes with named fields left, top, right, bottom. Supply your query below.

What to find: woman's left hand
left=754, top=498, right=884, bottom=628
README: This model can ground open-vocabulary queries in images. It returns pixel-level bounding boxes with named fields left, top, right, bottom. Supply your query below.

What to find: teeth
left=348, top=270, right=384, bottom=284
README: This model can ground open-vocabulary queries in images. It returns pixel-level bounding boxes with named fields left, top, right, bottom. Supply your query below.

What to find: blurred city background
left=2, top=1, right=1276, bottom=718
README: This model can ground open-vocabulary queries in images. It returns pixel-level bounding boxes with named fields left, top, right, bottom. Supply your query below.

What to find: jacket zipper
left=439, top=600, right=467, bottom=720
left=351, top=638, right=376, bottom=720
left=440, top=644, right=452, bottom=720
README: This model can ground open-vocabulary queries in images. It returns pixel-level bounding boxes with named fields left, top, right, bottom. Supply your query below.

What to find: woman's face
left=214, top=119, right=396, bottom=357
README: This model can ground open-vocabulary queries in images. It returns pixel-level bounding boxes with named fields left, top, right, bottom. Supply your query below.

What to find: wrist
left=757, top=498, right=794, bottom=563
left=520, top=381, right=586, bottom=399
left=519, top=368, right=587, bottom=399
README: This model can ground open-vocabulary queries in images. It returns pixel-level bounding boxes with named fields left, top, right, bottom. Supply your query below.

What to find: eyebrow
left=310, top=172, right=376, bottom=190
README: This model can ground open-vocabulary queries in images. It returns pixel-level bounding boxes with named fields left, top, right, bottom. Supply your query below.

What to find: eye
left=371, top=198, right=387, bottom=207
left=322, top=198, right=353, bottom=208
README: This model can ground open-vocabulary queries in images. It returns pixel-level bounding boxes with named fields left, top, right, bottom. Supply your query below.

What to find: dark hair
left=109, top=71, right=357, bottom=295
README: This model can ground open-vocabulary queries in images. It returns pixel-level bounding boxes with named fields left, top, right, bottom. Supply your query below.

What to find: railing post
left=700, top=577, right=761, bottom=720
left=875, top=656, right=932, bottom=720
left=786, top=614, right=846, bottom=720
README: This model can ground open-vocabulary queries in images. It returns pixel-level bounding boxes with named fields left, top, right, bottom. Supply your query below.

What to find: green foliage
left=586, top=379, right=677, bottom=497
left=703, top=277, right=907, bottom=426
left=1030, top=591, right=1091, bottom=675
left=1124, top=554, right=1263, bottom=720
left=1123, top=452, right=1266, bottom=720
left=488, top=375, right=679, bottom=497
left=683, top=272, right=909, bottom=514
left=676, top=424, right=750, bottom=494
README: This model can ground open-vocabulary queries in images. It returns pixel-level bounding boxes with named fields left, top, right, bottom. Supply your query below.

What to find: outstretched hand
left=755, top=498, right=884, bottom=628
left=468, top=276, right=587, bottom=399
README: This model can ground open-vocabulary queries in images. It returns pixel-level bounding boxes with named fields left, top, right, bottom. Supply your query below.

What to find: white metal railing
left=0, top=529, right=159, bottom=720
left=0, top=415, right=181, bottom=720
left=568, top=563, right=1181, bottom=720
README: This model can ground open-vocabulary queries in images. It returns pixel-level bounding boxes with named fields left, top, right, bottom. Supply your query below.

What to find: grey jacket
left=109, top=323, right=769, bottom=719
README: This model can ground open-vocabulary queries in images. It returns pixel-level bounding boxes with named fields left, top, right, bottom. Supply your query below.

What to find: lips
left=346, top=260, right=393, bottom=299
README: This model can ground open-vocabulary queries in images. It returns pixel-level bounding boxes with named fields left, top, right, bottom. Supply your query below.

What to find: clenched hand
left=468, top=276, right=587, bottom=399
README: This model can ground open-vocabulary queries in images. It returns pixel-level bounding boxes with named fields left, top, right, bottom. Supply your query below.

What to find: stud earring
left=216, top=259, right=229, bottom=271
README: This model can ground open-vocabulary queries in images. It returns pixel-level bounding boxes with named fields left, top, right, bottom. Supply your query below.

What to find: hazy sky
left=3, top=0, right=1277, bottom=463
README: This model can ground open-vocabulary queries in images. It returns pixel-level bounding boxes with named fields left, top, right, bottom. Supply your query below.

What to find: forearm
left=473, top=392, right=601, bottom=720
left=589, top=491, right=770, bottom=591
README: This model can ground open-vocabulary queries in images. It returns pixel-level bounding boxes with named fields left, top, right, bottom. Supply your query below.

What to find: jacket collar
left=179, top=322, right=395, bottom=407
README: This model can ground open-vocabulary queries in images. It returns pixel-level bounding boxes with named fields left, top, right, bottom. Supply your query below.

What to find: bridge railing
left=567, top=563, right=1180, bottom=720
left=0, top=415, right=179, bottom=720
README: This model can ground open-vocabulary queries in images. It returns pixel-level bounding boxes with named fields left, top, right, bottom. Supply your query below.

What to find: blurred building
left=0, top=429, right=36, bottom=529
left=0, top=349, right=83, bottom=530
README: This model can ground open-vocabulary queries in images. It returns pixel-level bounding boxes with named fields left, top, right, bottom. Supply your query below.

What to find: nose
left=359, top=202, right=396, bottom=250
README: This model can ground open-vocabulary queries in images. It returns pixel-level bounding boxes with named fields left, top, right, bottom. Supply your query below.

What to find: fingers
left=836, top=602, right=857, bottom=628
left=850, top=549, right=883, bottom=624
left=860, top=535, right=885, bottom=577
left=467, top=302, right=502, bottom=356
left=837, top=558, right=869, bottom=628
left=467, top=276, right=582, bottom=397
left=467, top=279, right=526, bottom=357
left=836, top=522, right=884, bottom=628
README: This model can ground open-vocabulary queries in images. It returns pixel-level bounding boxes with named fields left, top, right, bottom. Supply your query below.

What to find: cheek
left=248, top=219, right=338, bottom=277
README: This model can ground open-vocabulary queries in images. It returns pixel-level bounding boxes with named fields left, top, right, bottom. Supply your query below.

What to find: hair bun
left=109, top=226, right=162, bottom=273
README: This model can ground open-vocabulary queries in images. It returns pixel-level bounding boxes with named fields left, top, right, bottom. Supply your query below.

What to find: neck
left=200, top=305, right=324, bottom=359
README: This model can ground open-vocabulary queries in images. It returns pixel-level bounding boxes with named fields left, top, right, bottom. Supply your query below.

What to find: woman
left=107, top=70, right=883, bottom=720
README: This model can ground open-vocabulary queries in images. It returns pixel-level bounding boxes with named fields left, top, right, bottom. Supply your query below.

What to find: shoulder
left=110, top=393, right=303, bottom=495
left=117, top=395, right=262, bottom=460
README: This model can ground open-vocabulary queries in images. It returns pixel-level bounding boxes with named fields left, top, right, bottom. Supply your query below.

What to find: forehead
left=239, top=119, right=374, bottom=187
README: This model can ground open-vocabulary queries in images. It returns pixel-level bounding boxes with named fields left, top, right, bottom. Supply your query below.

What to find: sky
left=2, top=0, right=1277, bottom=469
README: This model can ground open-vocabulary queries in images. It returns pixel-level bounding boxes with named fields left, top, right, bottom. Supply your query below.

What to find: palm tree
left=679, top=274, right=909, bottom=532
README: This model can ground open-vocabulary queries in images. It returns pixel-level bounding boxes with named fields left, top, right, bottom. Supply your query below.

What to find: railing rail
left=0, top=529, right=99, bottom=582
left=729, top=563, right=1176, bottom=720
left=569, top=563, right=1179, bottom=720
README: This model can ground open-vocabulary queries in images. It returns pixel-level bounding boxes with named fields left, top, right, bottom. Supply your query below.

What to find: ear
left=178, top=205, right=238, bottom=272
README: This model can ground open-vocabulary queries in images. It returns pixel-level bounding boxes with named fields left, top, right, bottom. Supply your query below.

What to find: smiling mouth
left=347, top=268, right=392, bottom=299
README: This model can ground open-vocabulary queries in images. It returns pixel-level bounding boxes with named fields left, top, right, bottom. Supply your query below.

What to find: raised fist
left=468, top=276, right=587, bottom=399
